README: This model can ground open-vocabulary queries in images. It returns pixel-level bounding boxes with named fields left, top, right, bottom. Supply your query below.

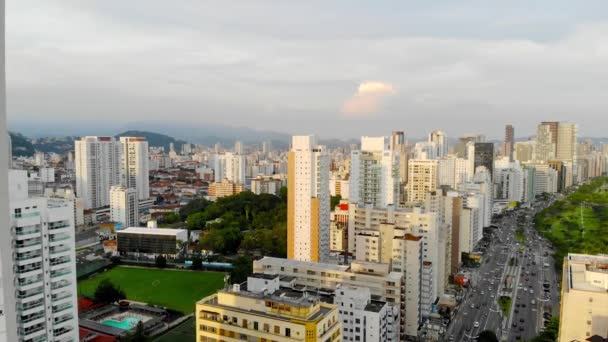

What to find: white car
left=474, top=321, right=480, bottom=328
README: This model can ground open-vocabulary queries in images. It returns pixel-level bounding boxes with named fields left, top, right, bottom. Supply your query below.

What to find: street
left=446, top=198, right=561, bottom=341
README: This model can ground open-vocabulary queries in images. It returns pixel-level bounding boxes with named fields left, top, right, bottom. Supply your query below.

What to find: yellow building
left=558, top=253, right=608, bottom=342
left=196, top=274, right=341, bottom=342
left=209, top=180, right=244, bottom=199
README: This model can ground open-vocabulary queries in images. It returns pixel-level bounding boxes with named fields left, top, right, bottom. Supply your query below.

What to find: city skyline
left=7, top=1, right=608, bottom=138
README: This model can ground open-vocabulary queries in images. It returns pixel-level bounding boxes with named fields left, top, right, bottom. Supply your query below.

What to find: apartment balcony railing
left=17, top=287, right=44, bottom=299
left=18, top=323, right=45, bottom=337
left=20, top=311, right=45, bottom=324
left=18, top=275, right=43, bottom=287
left=15, top=226, right=41, bottom=236
left=13, top=212, right=40, bottom=219
left=52, top=303, right=73, bottom=314
left=53, top=326, right=73, bottom=338
left=15, top=238, right=42, bottom=249
left=50, top=246, right=71, bottom=255
left=15, top=251, right=42, bottom=261
left=28, top=335, right=47, bottom=342
left=51, top=280, right=72, bottom=291
left=15, top=264, right=42, bottom=275
left=54, top=314, right=74, bottom=325
left=50, top=268, right=71, bottom=279
left=51, top=291, right=72, bottom=302
left=49, top=223, right=70, bottom=231
left=49, top=234, right=71, bottom=243
left=50, top=256, right=71, bottom=266
left=18, top=299, right=45, bottom=312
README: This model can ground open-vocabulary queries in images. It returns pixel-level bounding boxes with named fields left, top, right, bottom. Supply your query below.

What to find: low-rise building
left=196, top=274, right=341, bottom=342
left=116, top=227, right=187, bottom=258
left=209, top=180, right=244, bottom=199
left=558, top=253, right=608, bottom=342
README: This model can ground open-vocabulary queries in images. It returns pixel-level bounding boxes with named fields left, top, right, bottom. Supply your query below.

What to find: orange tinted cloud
left=341, top=81, right=395, bottom=117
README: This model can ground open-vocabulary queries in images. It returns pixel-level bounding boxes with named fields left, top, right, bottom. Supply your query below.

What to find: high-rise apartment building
left=349, top=136, right=400, bottom=208
left=536, top=124, right=556, bottom=161
left=119, top=137, right=150, bottom=200
left=503, top=124, right=514, bottom=161
left=4, top=170, right=79, bottom=342
left=234, top=140, right=244, bottom=154
left=110, top=185, right=139, bottom=228
left=514, top=140, right=535, bottom=162
left=390, top=131, right=409, bottom=198
left=406, top=159, right=438, bottom=203
left=196, top=274, right=342, bottom=342
left=75, top=136, right=121, bottom=209
left=556, top=122, right=577, bottom=162
left=213, top=152, right=246, bottom=184
left=473, top=142, right=494, bottom=179
left=287, top=135, right=330, bottom=262
left=558, top=254, right=608, bottom=342
left=429, top=130, right=448, bottom=158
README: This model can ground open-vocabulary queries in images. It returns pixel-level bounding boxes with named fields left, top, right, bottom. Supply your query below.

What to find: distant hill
left=32, top=136, right=77, bottom=154
left=116, top=130, right=188, bottom=151
left=9, top=132, right=35, bottom=157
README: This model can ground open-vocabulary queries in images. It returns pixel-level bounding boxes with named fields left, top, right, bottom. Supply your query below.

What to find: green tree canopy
left=94, top=279, right=126, bottom=304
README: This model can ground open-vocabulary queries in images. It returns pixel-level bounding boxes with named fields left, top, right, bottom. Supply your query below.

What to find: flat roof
left=257, top=256, right=349, bottom=272
left=365, top=300, right=387, bottom=313
left=117, top=227, right=187, bottom=236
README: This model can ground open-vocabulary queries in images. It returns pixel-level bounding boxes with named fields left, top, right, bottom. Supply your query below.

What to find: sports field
left=78, top=266, right=225, bottom=314
left=154, top=317, right=196, bottom=342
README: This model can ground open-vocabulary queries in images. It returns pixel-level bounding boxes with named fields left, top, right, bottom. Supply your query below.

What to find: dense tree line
left=179, top=189, right=288, bottom=256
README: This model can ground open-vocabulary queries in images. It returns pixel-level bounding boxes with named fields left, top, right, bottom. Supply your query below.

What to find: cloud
left=341, top=81, right=396, bottom=117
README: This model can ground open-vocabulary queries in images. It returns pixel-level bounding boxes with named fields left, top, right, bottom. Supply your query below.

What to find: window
left=286, top=328, right=291, bottom=337
left=274, top=326, right=280, bottom=334
left=254, top=322, right=258, bottom=330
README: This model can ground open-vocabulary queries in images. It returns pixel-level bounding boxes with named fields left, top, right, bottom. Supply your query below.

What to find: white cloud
left=341, top=81, right=396, bottom=117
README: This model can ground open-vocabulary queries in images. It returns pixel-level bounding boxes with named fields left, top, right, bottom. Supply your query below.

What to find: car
left=474, top=321, right=480, bottom=328
left=471, top=304, right=475, bottom=308
left=448, top=337, right=454, bottom=341
left=530, top=289, right=534, bottom=294
left=522, top=304, right=526, bottom=308
left=480, top=291, right=485, bottom=295
left=519, top=326, right=525, bottom=331
left=520, top=318, right=525, bottom=323
left=514, top=309, right=519, bottom=314
left=512, top=322, right=517, bottom=327
left=531, top=300, right=536, bottom=305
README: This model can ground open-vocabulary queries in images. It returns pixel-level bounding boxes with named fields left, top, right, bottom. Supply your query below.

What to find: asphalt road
left=446, top=198, right=561, bottom=341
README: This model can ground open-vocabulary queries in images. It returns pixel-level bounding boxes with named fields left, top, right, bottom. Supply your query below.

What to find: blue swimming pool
left=102, top=317, right=140, bottom=330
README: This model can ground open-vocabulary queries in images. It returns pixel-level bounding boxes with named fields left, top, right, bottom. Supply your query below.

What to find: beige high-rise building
left=558, top=254, right=608, bottom=342
left=406, top=159, right=439, bottom=203
left=196, top=274, right=341, bottom=342
left=556, top=122, right=577, bottom=162
left=288, top=135, right=330, bottom=263
left=209, top=180, right=244, bottom=199
left=535, top=124, right=556, bottom=161
left=119, top=137, right=150, bottom=201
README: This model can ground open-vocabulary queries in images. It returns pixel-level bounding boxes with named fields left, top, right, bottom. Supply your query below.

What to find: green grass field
left=78, top=266, right=225, bottom=314
left=154, top=317, right=196, bottom=342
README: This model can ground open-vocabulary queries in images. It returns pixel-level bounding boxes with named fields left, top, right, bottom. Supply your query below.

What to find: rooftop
left=257, top=256, right=349, bottom=272
left=365, top=300, right=387, bottom=313
left=117, top=227, right=187, bottom=236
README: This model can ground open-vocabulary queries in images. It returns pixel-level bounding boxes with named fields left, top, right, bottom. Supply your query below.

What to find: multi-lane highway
left=446, top=198, right=561, bottom=341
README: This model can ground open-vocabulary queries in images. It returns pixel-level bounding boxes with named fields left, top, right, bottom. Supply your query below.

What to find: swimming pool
left=102, top=317, right=140, bottom=330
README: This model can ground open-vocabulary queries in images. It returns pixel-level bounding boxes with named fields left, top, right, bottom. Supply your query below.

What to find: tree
left=476, top=330, right=498, bottom=342
left=94, top=279, right=126, bottom=304
left=163, top=212, right=180, bottom=224
left=330, top=195, right=342, bottom=210
left=155, top=255, right=167, bottom=268
left=230, top=255, right=253, bottom=284
left=191, top=253, right=203, bottom=270
left=186, top=212, right=206, bottom=231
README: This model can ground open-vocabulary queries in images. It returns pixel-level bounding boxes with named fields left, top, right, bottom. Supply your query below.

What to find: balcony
left=54, top=314, right=74, bottom=325
left=28, top=336, right=48, bottom=342
left=49, top=222, right=70, bottom=231
left=20, top=311, right=45, bottom=325
left=51, top=291, right=72, bottom=302
left=51, top=280, right=72, bottom=291
left=51, top=268, right=71, bottom=279
left=18, top=299, right=45, bottom=312
left=15, top=263, right=42, bottom=276
left=50, top=233, right=71, bottom=243
left=18, top=275, right=44, bottom=287
left=18, top=323, right=45, bottom=337
left=52, top=303, right=73, bottom=314
left=50, top=246, right=71, bottom=255
left=15, top=251, right=42, bottom=261
left=17, top=287, right=44, bottom=300
left=54, top=326, right=73, bottom=338
left=50, top=256, right=71, bottom=266
left=15, top=226, right=41, bottom=236
left=15, top=238, right=42, bottom=249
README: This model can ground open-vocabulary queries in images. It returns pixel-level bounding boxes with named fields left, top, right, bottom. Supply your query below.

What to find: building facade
left=287, top=135, right=330, bottom=263
left=119, top=137, right=150, bottom=200
left=75, top=136, right=121, bottom=209
left=110, top=185, right=139, bottom=228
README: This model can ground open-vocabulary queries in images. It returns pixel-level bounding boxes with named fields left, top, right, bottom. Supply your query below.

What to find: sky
left=6, top=1, right=608, bottom=139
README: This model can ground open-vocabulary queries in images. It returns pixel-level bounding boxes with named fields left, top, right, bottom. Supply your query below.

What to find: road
left=446, top=198, right=561, bottom=341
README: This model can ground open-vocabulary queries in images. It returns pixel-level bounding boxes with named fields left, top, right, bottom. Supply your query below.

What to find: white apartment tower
left=119, top=137, right=150, bottom=200
left=213, top=152, right=246, bottom=184
left=110, top=185, right=139, bottom=228
left=75, top=136, right=121, bottom=209
left=287, top=135, right=330, bottom=263
left=429, top=130, right=448, bottom=158
left=349, top=136, right=400, bottom=208
left=335, top=285, right=389, bottom=342
left=6, top=170, right=79, bottom=342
